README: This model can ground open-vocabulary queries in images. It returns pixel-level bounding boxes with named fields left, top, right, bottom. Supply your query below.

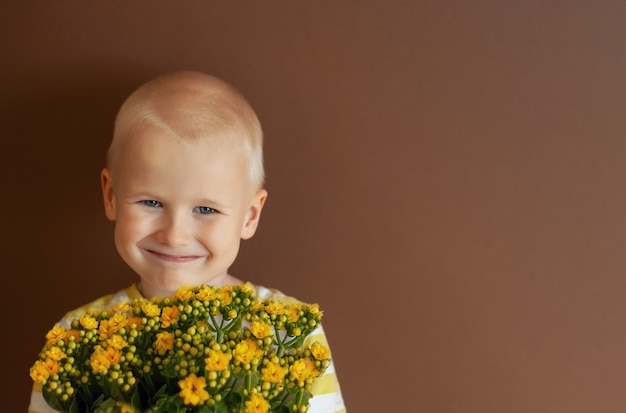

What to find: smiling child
left=28, top=70, right=346, bottom=413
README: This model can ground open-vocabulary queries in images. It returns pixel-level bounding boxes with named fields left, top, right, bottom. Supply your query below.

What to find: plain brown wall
left=5, top=2, right=626, bottom=412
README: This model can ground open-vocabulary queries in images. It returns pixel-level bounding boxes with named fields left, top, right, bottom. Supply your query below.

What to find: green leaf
left=195, top=405, right=216, bottom=413
left=92, top=397, right=117, bottom=413
left=131, top=387, right=144, bottom=411
left=42, top=387, right=67, bottom=412
left=213, top=400, right=229, bottom=413
left=68, top=399, right=80, bottom=413
left=161, top=363, right=178, bottom=378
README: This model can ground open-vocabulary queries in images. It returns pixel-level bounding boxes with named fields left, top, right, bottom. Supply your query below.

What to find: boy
left=28, top=71, right=346, bottom=413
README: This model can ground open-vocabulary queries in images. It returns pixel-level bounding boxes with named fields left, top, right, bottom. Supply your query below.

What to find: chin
left=138, top=278, right=190, bottom=297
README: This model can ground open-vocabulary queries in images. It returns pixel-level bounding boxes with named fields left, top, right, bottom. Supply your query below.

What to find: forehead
left=113, top=89, right=254, bottom=166
left=115, top=123, right=252, bottom=196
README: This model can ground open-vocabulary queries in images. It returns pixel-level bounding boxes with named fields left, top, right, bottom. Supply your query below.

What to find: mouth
left=145, top=249, right=202, bottom=263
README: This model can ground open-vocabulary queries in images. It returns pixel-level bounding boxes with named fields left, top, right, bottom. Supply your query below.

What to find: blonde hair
left=108, top=71, right=265, bottom=190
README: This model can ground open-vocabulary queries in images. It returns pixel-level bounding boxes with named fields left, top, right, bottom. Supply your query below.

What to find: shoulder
left=251, top=284, right=306, bottom=305
left=57, top=284, right=142, bottom=328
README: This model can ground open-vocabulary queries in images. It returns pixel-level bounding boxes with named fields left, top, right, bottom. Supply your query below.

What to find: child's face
left=101, top=122, right=267, bottom=297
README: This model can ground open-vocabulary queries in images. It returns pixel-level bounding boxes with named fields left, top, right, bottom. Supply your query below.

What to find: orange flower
left=64, top=329, right=81, bottom=343
left=126, top=317, right=143, bottom=329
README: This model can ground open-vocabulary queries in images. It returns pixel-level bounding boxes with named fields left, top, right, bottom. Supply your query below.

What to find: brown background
left=4, top=2, right=626, bottom=412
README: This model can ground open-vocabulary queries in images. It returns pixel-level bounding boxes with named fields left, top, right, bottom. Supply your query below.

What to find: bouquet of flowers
left=30, top=283, right=331, bottom=413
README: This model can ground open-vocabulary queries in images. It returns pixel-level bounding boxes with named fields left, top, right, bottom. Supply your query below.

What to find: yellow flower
left=261, top=361, right=286, bottom=384
left=233, top=339, right=263, bottom=364
left=79, top=314, right=98, bottom=330
left=286, top=304, right=301, bottom=323
left=308, top=303, right=322, bottom=317
left=154, top=331, right=175, bottom=355
left=239, top=283, right=255, bottom=295
left=90, top=345, right=122, bottom=374
left=141, top=302, right=161, bottom=317
left=98, top=319, right=113, bottom=339
left=245, top=394, right=269, bottom=413
left=112, top=302, right=132, bottom=313
left=250, top=302, right=264, bottom=312
left=30, top=284, right=330, bottom=413
left=218, top=286, right=233, bottom=305
left=289, top=358, right=317, bottom=382
left=44, top=346, right=66, bottom=361
left=115, top=400, right=137, bottom=413
left=174, top=288, right=194, bottom=301
left=45, top=325, right=66, bottom=346
left=178, top=373, right=210, bottom=406
left=29, top=358, right=60, bottom=383
left=107, top=334, right=129, bottom=350
left=205, top=349, right=230, bottom=371
left=310, top=342, right=331, bottom=360
left=108, top=313, right=128, bottom=333
left=250, top=321, right=272, bottom=339
left=196, top=320, right=208, bottom=331
left=264, top=302, right=284, bottom=315
left=160, top=306, right=180, bottom=328
left=196, top=285, right=217, bottom=301
left=90, top=346, right=111, bottom=373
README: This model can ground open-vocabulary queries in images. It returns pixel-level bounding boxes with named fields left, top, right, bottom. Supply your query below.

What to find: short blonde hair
left=108, top=71, right=265, bottom=190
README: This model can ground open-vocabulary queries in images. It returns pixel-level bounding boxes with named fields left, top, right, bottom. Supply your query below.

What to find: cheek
left=115, top=209, right=153, bottom=244
left=196, top=219, right=243, bottom=248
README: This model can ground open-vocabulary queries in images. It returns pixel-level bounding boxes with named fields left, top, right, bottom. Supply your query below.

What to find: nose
left=156, top=211, right=193, bottom=247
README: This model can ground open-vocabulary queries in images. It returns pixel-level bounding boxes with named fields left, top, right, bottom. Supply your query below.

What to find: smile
left=145, top=250, right=202, bottom=262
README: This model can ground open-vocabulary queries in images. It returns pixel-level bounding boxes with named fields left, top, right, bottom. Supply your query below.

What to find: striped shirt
left=28, top=283, right=347, bottom=413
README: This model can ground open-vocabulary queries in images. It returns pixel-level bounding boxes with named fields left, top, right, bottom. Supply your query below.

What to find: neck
left=136, top=273, right=244, bottom=298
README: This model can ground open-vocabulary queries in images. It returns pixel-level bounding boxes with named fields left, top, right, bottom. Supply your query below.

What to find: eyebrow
left=194, top=196, right=238, bottom=212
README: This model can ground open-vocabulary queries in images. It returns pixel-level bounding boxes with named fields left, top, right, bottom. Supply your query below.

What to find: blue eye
left=195, top=206, right=216, bottom=215
left=140, top=200, right=162, bottom=208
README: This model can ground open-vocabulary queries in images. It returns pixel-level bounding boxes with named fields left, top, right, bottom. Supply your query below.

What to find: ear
left=241, top=189, right=268, bottom=240
left=101, top=168, right=117, bottom=221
